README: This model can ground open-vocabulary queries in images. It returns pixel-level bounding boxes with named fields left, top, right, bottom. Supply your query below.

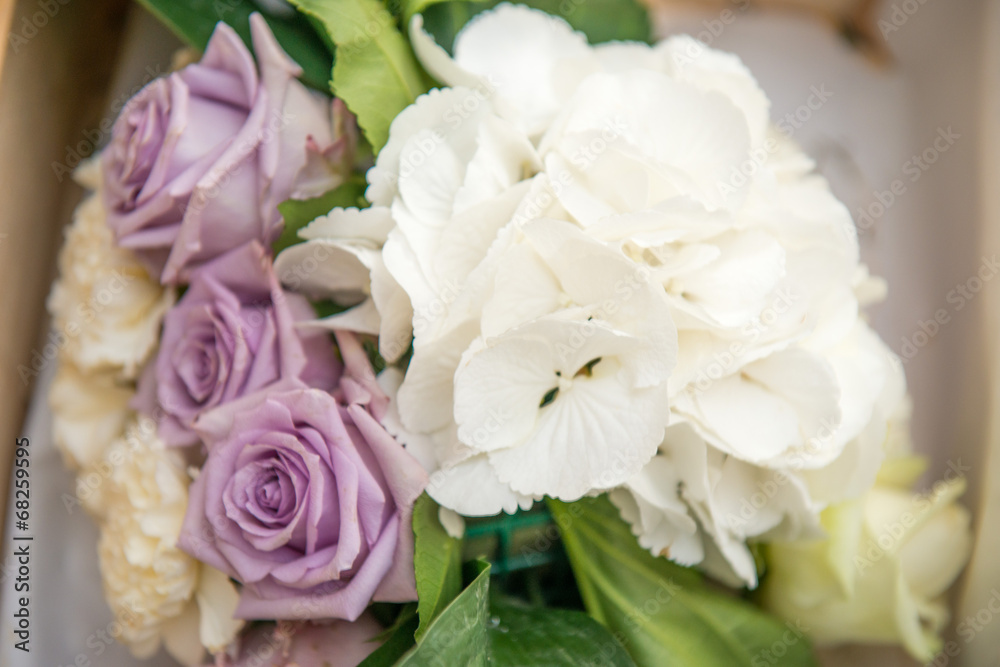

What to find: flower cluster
left=281, top=4, right=913, bottom=587
left=46, top=3, right=973, bottom=664
left=48, top=14, right=424, bottom=665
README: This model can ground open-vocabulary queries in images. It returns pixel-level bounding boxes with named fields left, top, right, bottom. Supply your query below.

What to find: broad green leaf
left=290, top=0, right=432, bottom=153
left=489, top=597, right=637, bottom=666
left=413, top=493, right=464, bottom=640
left=358, top=610, right=419, bottom=667
left=549, top=496, right=818, bottom=667
left=397, top=560, right=491, bottom=665
left=273, top=175, right=367, bottom=254
left=419, top=0, right=652, bottom=56
left=134, top=0, right=334, bottom=91
left=396, top=553, right=636, bottom=666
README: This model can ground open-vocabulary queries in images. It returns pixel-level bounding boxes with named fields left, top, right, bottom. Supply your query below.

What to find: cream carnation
left=277, top=4, right=906, bottom=583
left=49, top=359, right=132, bottom=469
left=87, top=419, right=242, bottom=665
left=47, top=158, right=174, bottom=379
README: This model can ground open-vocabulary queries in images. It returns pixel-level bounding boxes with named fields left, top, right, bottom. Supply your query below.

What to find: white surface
left=3, top=1, right=995, bottom=666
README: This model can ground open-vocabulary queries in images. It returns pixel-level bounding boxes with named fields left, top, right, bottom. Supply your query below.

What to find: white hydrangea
left=85, top=419, right=243, bottom=665
left=277, top=4, right=904, bottom=585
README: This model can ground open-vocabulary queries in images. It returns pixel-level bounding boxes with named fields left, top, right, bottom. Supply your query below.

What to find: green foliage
left=548, top=496, right=818, bottom=667
left=290, top=0, right=432, bottom=153
left=273, top=175, right=367, bottom=255
left=412, top=494, right=464, bottom=640
left=396, top=558, right=635, bottom=665
left=488, top=597, right=637, bottom=666
left=359, top=609, right=420, bottom=666
left=418, top=0, right=652, bottom=57
left=398, top=560, right=491, bottom=665
left=134, top=0, right=334, bottom=90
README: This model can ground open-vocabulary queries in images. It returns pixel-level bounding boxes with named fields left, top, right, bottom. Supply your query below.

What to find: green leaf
left=489, top=597, right=637, bottom=666
left=290, top=0, right=432, bottom=153
left=412, top=494, right=464, bottom=641
left=548, top=496, right=818, bottom=667
left=358, top=611, right=420, bottom=667
left=369, top=602, right=418, bottom=641
left=273, top=175, right=367, bottom=254
left=134, top=0, right=334, bottom=91
left=310, top=299, right=350, bottom=319
left=398, top=560, right=491, bottom=665
left=395, top=553, right=635, bottom=666
left=419, top=0, right=652, bottom=56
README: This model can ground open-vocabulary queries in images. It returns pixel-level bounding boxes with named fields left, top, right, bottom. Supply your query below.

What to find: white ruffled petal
left=451, top=3, right=596, bottom=135
left=429, top=454, right=536, bottom=516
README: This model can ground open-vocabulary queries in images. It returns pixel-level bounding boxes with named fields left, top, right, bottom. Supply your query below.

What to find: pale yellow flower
left=87, top=420, right=243, bottom=665
left=49, top=359, right=132, bottom=469
left=760, top=454, right=973, bottom=661
left=47, top=158, right=173, bottom=380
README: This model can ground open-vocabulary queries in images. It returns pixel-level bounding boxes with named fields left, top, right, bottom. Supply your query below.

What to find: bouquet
left=46, top=0, right=974, bottom=664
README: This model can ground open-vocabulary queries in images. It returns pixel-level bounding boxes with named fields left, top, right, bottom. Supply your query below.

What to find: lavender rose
left=102, top=13, right=354, bottom=283
left=178, top=332, right=428, bottom=620
left=211, top=616, right=383, bottom=666
left=135, top=240, right=338, bottom=446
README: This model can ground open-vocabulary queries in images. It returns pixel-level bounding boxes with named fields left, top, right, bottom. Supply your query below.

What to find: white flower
left=47, top=159, right=174, bottom=379
left=86, top=420, right=242, bottom=665
left=283, top=4, right=906, bottom=587
left=614, top=319, right=905, bottom=586
left=760, top=455, right=973, bottom=661
left=450, top=221, right=676, bottom=498
left=611, top=422, right=823, bottom=588
left=49, top=360, right=132, bottom=469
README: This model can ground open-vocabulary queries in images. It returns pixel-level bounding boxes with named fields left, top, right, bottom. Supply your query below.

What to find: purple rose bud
left=135, top=240, right=339, bottom=446
left=103, top=14, right=355, bottom=283
left=179, top=336, right=428, bottom=620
